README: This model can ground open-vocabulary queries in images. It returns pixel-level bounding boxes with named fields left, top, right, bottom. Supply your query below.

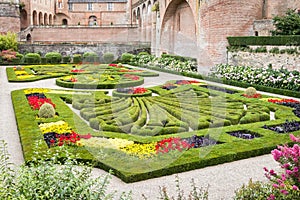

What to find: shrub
left=103, top=52, right=115, bottom=64
left=83, top=52, right=99, bottom=63
left=138, top=51, right=149, bottom=56
left=45, top=52, right=62, bottom=64
left=234, top=179, right=273, bottom=199
left=62, top=56, right=71, bottom=63
left=254, top=46, right=267, bottom=53
left=0, top=32, right=18, bottom=51
left=24, top=53, right=41, bottom=64
left=121, top=53, right=134, bottom=63
left=38, top=103, right=55, bottom=118
left=0, top=140, right=128, bottom=200
left=269, top=47, right=280, bottom=54
left=73, top=54, right=82, bottom=64
left=245, top=87, right=257, bottom=96
left=285, top=48, right=298, bottom=54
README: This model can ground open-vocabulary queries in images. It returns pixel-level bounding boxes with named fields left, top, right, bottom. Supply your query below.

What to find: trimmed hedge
left=227, top=36, right=300, bottom=46
left=56, top=76, right=144, bottom=89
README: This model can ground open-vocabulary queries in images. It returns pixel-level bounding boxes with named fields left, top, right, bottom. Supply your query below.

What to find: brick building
left=1, top=0, right=299, bottom=66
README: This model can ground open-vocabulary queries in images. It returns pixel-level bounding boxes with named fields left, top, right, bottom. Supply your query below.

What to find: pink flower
left=272, top=184, right=279, bottom=188
left=290, top=134, right=300, bottom=142
left=267, top=194, right=275, bottom=200
left=292, top=185, right=299, bottom=190
left=280, top=190, right=288, bottom=195
left=270, top=169, right=276, bottom=176
left=271, top=149, right=283, bottom=161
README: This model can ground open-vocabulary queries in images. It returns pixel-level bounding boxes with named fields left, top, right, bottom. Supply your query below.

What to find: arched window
left=33, top=11, right=38, bottom=25
left=88, top=16, right=97, bottom=26
left=26, top=34, right=32, bottom=42
left=62, top=19, right=68, bottom=25
left=39, top=12, right=43, bottom=25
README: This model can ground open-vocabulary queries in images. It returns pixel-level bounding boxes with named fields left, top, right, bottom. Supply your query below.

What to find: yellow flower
left=24, top=88, right=50, bottom=94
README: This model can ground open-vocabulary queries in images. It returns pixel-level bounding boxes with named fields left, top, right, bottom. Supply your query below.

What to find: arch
left=142, top=4, right=147, bottom=19
left=32, top=11, right=38, bottom=25
left=62, top=19, right=68, bottom=25
left=20, top=9, right=28, bottom=30
left=38, top=12, right=43, bottom=25
left=44, top=13, right=48, bottom=25
left=53, top=15, right=57, bottom=25
left=137, top=7, right=141, bottom=26
left=132, top=10, right=137, bottom=24
left=147, top=1, right=152, bottom=15
left=49, top=14, right=53, bottom=25
left=88, top=15, right=97, bottom=26
left=26, top=34, right=31, bottom=42
left=160, top=0, right=198, bottom=58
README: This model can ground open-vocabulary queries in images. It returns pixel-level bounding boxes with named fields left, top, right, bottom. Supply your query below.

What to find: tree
left=271, top=9, right=300, bottom=35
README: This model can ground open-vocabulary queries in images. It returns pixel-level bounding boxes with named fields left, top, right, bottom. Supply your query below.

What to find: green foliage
left=234, top=179, right=273, bottom=200
left=285, top=48, right=298, bottom=54
left=73, top=54, right=82, bottom=64
left=103, top=52, right=115, bottom=64
left=62, top=56, right=71, bottom=63
left=24, top=53, right=41, bottom=64
left=272, top=9, right=300, bottom=36
left=269, top=47, right=280, bottom=54
left=0, top=140, right=129, bottom=200
left=227, top=36, right=300, bottom=46
left=121, top=53, right=134, bottom=63
left=83, top=52, right=99, bottom=63
left=0, top=32, right=18, bottom=51
left=45, top=52, right=62, bottom=64
left=245, top=87, right=257, bottom=96
left=38, top=103, right=55, bottom=118
left=138, top=51, right=150, bottom=56
left=254, top=46, right=267, bottom=53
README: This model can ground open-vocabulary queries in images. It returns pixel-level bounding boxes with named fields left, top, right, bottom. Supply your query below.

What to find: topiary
left=103, top=52, right=114, bottom=64
left=38, top=103, right=55, bottom=118
left=45, top=52, right=62, bottom=64
left=245, top=87, right=257, bottom=96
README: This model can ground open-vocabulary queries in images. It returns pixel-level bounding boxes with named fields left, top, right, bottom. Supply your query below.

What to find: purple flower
left=270, top=169, right=276, bottom=176
left=267, top=194, right=275, bottom=200
left=272, top=184, right=279, bottom=188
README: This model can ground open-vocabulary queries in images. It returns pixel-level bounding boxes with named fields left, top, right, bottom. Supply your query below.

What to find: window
left=58, top=0, right=63, bottom=9
left=68, top=3, right=73, bottom=11
left=107, top=3, right=113, bottom=11
left=88, top=3, right=93, bottom=11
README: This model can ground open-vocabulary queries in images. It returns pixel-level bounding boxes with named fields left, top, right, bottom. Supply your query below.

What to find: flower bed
left=227, top=130, right=261, bottom=139
left=263, top=120, right=300, bottom=134
left=112, top=87, right=152, bottom=97
left=11, top=80, right=300, bottom=183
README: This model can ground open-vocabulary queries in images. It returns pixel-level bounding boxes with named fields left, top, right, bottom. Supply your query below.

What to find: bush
left=121, top=53, right=134, bottom=63
left=83, top=52, right=99, bottom=63
left=24, top=53, right=41, bottom=64
left=0, top=140, right=127, bottom=200
left=38, top=103, right=55, bottom=118
left=62, top=56, right=71, bottom=63
left=227, top=36, right=300, bottom=46
left=234, top=179, right=273, bottom=200
left=0, top=32, right=18, bottom=51
left=45, top=52, right=62, bottom=64
left=245, top=87, right=257, bottom=96
left=103, top=52, right=115, bottom=64
left=254, top=46, right=267, bottom=53
left=73, top=54, right=82, bottom=64
left=138, top=52, right=149, bottom=56
left=269, top=47, right=280, bottom=54
left=285, top=48, right=298, bottom=54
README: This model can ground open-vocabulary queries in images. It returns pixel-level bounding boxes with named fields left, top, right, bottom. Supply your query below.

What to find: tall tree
left=272, top=9, right=300, bottom=35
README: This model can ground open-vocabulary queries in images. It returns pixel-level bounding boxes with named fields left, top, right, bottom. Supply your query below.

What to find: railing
left=25, top=24, right=139, bottom=28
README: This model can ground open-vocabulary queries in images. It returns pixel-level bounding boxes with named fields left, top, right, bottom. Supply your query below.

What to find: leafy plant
left=272, top=9, right=300, bottom=36
left=38, top=102, right=56, bottom=118
left=24, top=53, right=41, bottom=64
left=0, top=32, right=18, bottom=51
left=234, top=179, right=273, bottom=200
left=0, top=140, right=130, bottom=200
left=269, top=47, right=280, bottom=54
left=121, top=53, right=134, bottom=63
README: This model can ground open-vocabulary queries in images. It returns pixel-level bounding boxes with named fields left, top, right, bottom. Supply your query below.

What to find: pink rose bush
left=264, top=134, right=300, bottom=199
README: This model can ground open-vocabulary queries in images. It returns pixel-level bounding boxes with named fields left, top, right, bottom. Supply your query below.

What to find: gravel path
left=0, top=66, right=283, bottom=199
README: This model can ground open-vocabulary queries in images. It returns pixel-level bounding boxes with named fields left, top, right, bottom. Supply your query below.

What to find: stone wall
left=227, top=46, right=300, bottom=71
left=18, top=42, right=150, bottom=60
left=0, top=2, right=20, bottom=33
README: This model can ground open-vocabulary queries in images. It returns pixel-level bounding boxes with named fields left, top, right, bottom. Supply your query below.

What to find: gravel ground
left=0, top=66, right=285, bottom=199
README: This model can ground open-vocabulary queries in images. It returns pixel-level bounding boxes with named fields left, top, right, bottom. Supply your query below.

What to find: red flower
left=242, top=93, right=262, bottom=98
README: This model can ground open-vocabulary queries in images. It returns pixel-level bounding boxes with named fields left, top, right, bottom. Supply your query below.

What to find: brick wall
left=0, top=2, right=20, bottom=33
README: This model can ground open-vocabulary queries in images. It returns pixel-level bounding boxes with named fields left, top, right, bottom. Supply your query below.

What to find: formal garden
left=1, top=9, right=300, bottom=200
